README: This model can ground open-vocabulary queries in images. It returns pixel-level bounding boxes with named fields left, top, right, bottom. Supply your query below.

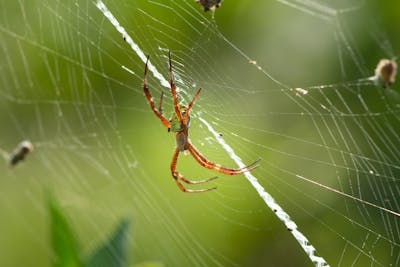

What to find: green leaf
left=49, top=196, right=83, bottom=267
left=85, top=219, right=130, bottom=267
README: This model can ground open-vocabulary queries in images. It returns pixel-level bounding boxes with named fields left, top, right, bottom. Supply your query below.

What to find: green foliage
left=49, top=196, right=158, bottom=267
left=85, top=219, right=130, bottom=267
left=49, top=196, right=130, bottom=267
left=49, top=196, right=83, bottom=267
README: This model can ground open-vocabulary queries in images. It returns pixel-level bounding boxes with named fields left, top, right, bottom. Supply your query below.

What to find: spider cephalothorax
left=143, top=52, right=260, bottom=192
left=168, top=103, right=190, bottom=133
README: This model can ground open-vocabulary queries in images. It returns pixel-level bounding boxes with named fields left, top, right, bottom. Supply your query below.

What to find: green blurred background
left=1, top=0, right=400, bottom=266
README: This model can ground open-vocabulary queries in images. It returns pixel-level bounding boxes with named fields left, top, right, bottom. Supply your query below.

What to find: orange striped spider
left=143, top=52, right=260, bottom=192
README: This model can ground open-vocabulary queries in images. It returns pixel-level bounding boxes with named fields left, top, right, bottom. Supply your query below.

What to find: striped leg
left=168, top=51, right=184, bottom=122
left=171, top=147, right=216, bottom=193
left=183, top=88, right=202, bottom=123
left=158, top=91, right=165, bottom=114
left=144, top=56, right=171, bottom=128
left=187, top=142, right=260, bottom=175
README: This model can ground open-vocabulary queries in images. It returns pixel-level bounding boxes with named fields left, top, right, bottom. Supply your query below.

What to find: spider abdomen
left=175, top=130, right=189, bottom=151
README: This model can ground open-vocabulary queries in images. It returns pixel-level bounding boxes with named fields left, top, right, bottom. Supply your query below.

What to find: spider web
left=1, top=0, right=400, bottom=266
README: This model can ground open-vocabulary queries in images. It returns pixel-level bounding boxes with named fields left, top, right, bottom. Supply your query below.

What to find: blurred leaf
left=85, top=218, right=130, bottom=267
left=131, top=262, right=165, bottom=267
left=49, top=196, right=83, bottom=267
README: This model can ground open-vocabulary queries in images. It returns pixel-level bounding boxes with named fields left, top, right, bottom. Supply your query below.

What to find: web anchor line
left=200, top=119, right=329, bottom=267
left=95, top=1, right=329, bottom=266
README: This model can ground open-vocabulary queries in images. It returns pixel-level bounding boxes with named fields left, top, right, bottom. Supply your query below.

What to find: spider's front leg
left=183, top=87, right=201, bottom=123
left=170, top=147, right=217, bottom=193
left=168, top=51, right=184, bottom=123
left=167, top=51, right=201, bottom=125
left=144, top=56, right=171, bottom=128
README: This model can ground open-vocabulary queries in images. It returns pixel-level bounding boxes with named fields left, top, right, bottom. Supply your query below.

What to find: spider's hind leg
left=178, top=173, right=218, bottom=185
left=171, top=147, right=217, bottom=193
left=172, top=171, right=217, bottom=193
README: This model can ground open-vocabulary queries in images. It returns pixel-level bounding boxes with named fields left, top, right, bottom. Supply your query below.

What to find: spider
left=143, top=52, right=260, bottom=192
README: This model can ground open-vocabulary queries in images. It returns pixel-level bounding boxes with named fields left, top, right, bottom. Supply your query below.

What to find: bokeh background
left=1, top=0, right=400, bottom=266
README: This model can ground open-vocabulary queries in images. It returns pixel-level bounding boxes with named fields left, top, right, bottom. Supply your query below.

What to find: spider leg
left=158, top=91, right=164, bottom=114
left=171, top=147, right=217, bottom=193
left=187, top=142, right=260, bottom=175
left=183, top=88, right=202, bottom=123
left=168, top=51, right=184, bottom=122
left=178, top=172, right=218, bottom=185
left=144, top=56, right=171, bottom=128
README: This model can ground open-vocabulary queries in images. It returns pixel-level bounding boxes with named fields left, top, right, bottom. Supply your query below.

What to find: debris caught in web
left=9, top=140, right=33, bottom=167
left=373, top=59, right=397, bottom=89
left=196, top=0, right=223, bottom=12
